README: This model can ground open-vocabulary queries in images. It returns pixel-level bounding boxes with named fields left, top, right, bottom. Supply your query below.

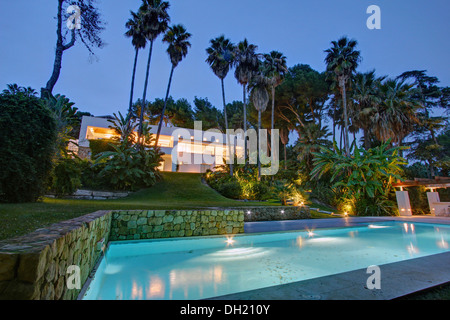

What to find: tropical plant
left=95, top=141, right=162, bottom=191
left=125, top=10, right=147, bottom=116
left=138, top=0, right=170, bottom=144
left=350, top=70, right=385, bottom=149
left=43, top=94, right=79, bottom=158
left=206, top=35, right=235, bottom=175
left=155, top=24, right=192, bottom=146
left=370, top=78, right=420, bottom=147
left=294, top=123, right=332, bottom=171
left=311, top=140, right=407, bottom=216
left=324, top=36, right=361, bottom=155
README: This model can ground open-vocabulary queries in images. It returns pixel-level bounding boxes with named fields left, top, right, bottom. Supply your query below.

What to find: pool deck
left=208, top=215, right=450, bottom=300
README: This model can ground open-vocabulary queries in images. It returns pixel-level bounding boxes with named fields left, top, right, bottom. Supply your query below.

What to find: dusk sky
left=1, top=0, right=449, bottom=118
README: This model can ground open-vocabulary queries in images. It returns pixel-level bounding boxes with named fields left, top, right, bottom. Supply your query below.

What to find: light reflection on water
left=84, top=222, right=450, bottom=300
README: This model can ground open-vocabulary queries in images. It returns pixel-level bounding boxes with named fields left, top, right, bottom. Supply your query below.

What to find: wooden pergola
left=393, top=176, right=450, bottom=190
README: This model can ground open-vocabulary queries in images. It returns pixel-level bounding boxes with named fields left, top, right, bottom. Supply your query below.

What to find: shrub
left=0, top=89, right=57, bottom=202
left=95, top=142, right=163, bottom=191
left=89, top=139, right=117, bottom=159
left=217, top=179, right=242, bottom=199
left=51, top=158, right=82, bottom=197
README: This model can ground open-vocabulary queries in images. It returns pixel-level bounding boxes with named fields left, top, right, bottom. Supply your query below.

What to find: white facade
left=78, top=116, right=243, bottom=174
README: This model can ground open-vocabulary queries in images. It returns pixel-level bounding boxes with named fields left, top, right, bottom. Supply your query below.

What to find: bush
left=89, top=139, right=117, bottom=159
left=95, top=143, right=163, bottom=191
left=51, top=158, right=82, bottom=197
left=217, top=180, right=242, bottom=199
left=0, top=89, right=57, bottom=202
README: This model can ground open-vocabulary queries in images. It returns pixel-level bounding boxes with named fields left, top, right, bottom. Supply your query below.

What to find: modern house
left=76, top=116, right=244, bottom=174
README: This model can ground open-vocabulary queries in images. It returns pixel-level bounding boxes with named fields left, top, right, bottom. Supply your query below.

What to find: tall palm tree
left=155, top=24, right=192, bottom=146
left=138, top=0, right=170, bottom=145
left=324, top=36, right=361, bottom=155
left=233, top=39, right=259, bottom=165
left=206, top=35, right=235, bottom=175
left=350, top=71, right=385, bottom=149
left=250, top=74, right=270, bottom=180
left=125, top=10, right=147, bottom=118
left=262, top=51, right=288, bottom=131
left=371, top=78, right=420, bottom=146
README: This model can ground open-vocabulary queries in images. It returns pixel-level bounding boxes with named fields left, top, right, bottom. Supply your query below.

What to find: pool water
left=83, top=222, right=450, bottom=300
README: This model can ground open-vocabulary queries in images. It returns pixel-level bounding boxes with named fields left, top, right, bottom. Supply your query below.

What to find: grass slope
left=0, top=173, right=274, bottom=240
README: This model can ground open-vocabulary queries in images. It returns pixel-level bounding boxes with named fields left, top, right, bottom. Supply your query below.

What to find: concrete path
left=209, top=216, right=450, bottom=300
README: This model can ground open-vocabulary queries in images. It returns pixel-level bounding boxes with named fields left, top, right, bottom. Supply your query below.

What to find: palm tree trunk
left=243, top=84, right=247, bottom=166
left=139, top=39, right=154, bottom=146
left=156, top=65, right=175, bottom=147
left=364, top=128, right=371, bottom=150
left=258, top=110, right=262, bottom=181
left=284, top=142, right=287, bottom=170
left=222, top=78, right=233, bottom=176
left=271, top=85, right=275, bottom=131
left=340, top=78, right=350, bottom=155
left=128, top=48, right=139, bottom=117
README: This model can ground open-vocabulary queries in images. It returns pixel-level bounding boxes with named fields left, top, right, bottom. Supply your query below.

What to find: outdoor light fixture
left=226, top=236, right=235, bottom=246
left=247, top=211, right=251, bottom=215
left=281, top=210, right=285, bottom=214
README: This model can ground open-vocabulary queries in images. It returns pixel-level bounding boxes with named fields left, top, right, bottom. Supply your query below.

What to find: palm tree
left=324, top=36, right=361, bottom=155
left=125, top=10, right=147, bottom=118
left=206, top=35, right=235, bottom=175
left=233, top=39, right=259, bottom=165
left=250, top=74, right=270, bottom=180
left=138, top=0, right=170, bottom=145
left=294, top=123, right=332, bottom=171
left=262, top=51, right=288, bottom=131
left=155, top=24, right=192, bottom=147
left=371, top=78, right=420, bottom=147
left=350, top=71, right=385, bottom=149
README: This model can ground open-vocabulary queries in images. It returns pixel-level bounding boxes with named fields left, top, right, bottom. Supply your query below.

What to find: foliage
left=50, top=158, right=82, bottom=197
left=89, top=139, right=118, bottom=159
left=94, top=117, right=163, bottom=191
left=95, top=142, right=162, bottom=191
left=0, top=87, right=57, bottom=202
left=311, top=140, right=406, bottom=216
left=204, top=164, right=273, bottom=201
left=43, top=94, right=79, bottom=158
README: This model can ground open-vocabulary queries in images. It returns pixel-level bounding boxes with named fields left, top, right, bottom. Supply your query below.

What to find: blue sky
left=0, top=0, right=449, bottom=118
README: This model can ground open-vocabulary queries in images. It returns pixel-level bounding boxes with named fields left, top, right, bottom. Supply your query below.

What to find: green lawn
left=0, top=172, right=337, bottom=241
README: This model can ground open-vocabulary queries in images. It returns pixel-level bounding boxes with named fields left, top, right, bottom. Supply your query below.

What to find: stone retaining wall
left=0, top=211, right=112, bottom=300
left=47, top=189, right=131, bottom=200
left=0, top=206, right=310, bottom=300
left=109, top=209, right=245, bottom=241
left=243, top=206, right=311, bottom=222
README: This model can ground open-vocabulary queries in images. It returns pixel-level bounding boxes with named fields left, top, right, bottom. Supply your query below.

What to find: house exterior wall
left=77, top=116, right=239, bottom=174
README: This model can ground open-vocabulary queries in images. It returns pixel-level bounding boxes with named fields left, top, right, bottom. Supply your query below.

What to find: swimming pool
left=82, top=221, right=450, bottom=300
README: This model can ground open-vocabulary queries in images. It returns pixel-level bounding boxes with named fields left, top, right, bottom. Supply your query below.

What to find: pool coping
left=208, top=216, right=450, bottom=300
